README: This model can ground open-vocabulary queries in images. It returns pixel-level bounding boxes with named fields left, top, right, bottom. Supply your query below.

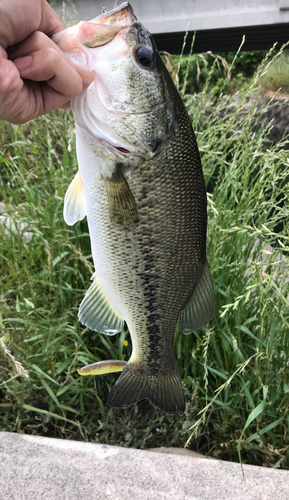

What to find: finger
left=9, top=31, right=74, bottom=71
left=14, top=47, right=82, bottom=114
left=0, top=0, right=65, bottom=48
left=0, top=45, right=8, bottom=60
left=9, top=31, right=83, bottom=89
left=10, top=31, right=94, bottom=87
left=15, top=46, right=82, bottom=97
left=0, top=54, right=23, bottom=100
left=38, top=0, right=66, bottom=37
left=59, top=102, right=71, bottom=109
left=0, top=57, right=25, bottom=121
left=11, top=32, right=83, bottom=102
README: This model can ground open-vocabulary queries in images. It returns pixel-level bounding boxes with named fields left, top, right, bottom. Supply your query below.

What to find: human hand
left=0, top=0, right=82, bottom=124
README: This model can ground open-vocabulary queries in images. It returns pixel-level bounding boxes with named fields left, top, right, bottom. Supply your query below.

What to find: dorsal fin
left=63, top=171, right=87, bottom=226
left=178, top=259, right=215, bottom=334
left=78, top=274, right=124, bottom=335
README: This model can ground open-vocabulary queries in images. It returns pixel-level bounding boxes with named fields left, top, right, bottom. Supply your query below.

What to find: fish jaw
left=90, top=2, right=136, bottom=25
left=52, top=3, right=136, bottom=84
left=52, top=17, right=138, bottom=152
left=53, top=3, right=169, bottom=159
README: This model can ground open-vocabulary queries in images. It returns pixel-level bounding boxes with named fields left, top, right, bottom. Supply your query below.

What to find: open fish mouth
left=53, top=2, right=136, bottom=50
left=89, top=2, right=136, bottom=27
left=52, top=3, right=167, bottom=158
left=98, top=139, right=146, bottom=172
left=113, top=146, right=131, bottom=154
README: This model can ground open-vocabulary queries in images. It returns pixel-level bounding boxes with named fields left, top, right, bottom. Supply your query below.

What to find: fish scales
left=54, top=2, right=215, bottom=413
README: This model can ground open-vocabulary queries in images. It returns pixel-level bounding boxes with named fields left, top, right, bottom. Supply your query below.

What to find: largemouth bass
left=53, top=2, right=215, bottom=414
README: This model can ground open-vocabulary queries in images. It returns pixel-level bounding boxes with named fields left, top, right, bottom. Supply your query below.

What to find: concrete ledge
left=1, top=432, right=289, bottom=499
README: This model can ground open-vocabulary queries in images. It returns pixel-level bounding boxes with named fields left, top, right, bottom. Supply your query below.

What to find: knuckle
left=44, top=47, right=58, bottom=66
left=29, top=31, right=47, bottom=49
left=0, top=69, right=19, bottom=95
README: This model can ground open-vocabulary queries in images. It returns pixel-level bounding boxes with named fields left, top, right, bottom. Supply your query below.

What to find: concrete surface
left=147, top=446, right=215, bottom=459
left=1, top=432, right=289, bottom=500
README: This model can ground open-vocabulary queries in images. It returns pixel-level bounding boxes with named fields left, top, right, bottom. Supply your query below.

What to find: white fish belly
left=75, top=126, right=149, bottom=352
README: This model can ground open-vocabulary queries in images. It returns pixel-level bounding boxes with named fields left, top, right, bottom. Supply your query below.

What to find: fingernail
left=14, top=56, right=32, bottom=72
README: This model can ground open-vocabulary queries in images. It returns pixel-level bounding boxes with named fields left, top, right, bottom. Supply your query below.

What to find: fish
left=53, top=2, right=215, bottom=414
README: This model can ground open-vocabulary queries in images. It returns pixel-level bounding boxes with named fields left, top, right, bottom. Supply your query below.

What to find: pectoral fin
left=78, top=360, right=126, bottom=376
left=78, top=274, right=124, bottom=335
left=63, top=171, right=86, bottom=226
left=104, top=165, right=139, bottom=229
left=178, top=259, right=215, bottom=334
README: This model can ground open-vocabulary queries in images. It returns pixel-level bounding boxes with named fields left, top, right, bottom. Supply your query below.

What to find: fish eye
left=135, top=46, right=154, bottom=68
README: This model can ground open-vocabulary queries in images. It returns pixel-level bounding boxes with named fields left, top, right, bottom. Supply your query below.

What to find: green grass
left=166, top=38, right=265, bottom=97
left=259, top=51, right=289, bottom=95
left=172, top=42, right=289, bottom=97
left=0, top=48, right=288, bottom=468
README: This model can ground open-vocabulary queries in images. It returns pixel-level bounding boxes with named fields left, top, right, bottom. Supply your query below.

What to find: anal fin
left=178, top=259, right=215, bottom=334
left=78, top=274, right=124, bottom=335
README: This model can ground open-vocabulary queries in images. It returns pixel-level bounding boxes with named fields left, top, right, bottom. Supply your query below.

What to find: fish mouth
left=53, top=2, right=136, bottom=65
left=104, top=141, right=142, bottom=161
left=105, top=139, right=152, bottom=162
left=97, top=138, right=146, bottom=171
left=54, top=2, right=163, bottom=160
left=113, top=146, right=131, bottom=154
left=91, top=2, right=137, bottom=26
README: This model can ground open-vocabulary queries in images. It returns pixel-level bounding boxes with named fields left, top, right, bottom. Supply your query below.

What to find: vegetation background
left=0, top=43, right=288, bottom=469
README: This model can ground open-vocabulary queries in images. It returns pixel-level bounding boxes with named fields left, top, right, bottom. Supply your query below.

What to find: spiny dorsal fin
left=63, top=171, right=86, bottom=226
left=178, top=259, right=215, bottom=334
left=78, top=274, right=124, bottom=335
left=104, top=165, right=139, bottom=229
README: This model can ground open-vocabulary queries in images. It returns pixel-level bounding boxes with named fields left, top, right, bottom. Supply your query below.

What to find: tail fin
left=107, top=362, right=185, bottom=414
